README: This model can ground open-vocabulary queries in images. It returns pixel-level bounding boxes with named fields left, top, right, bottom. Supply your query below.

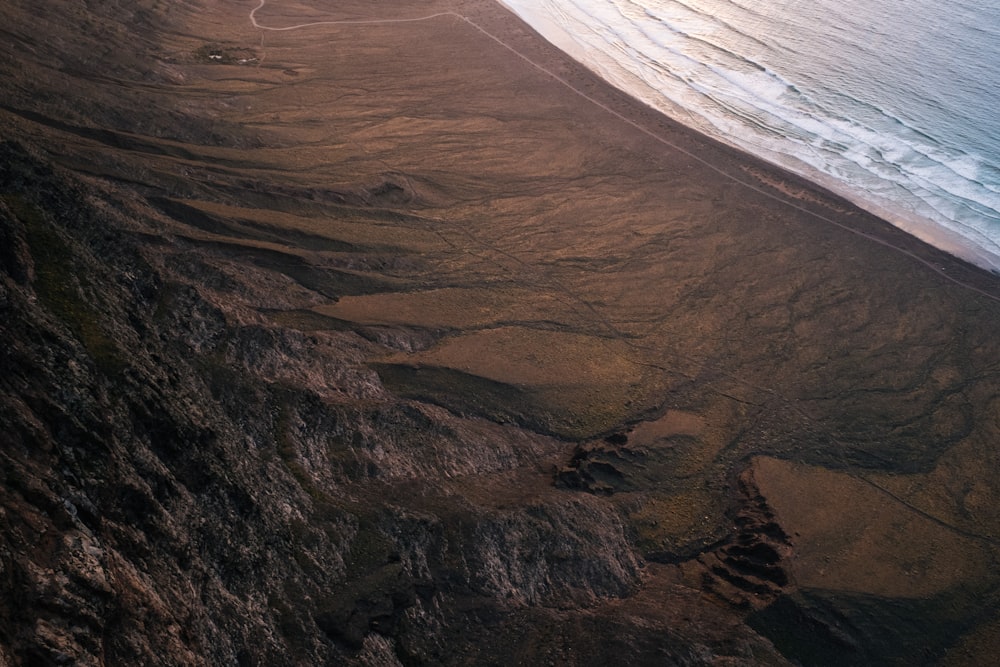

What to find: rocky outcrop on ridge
left=3, top=0, right=1000, bottom=663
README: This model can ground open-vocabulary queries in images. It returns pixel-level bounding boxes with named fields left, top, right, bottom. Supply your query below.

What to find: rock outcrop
left=3, top=0, right=1000, bottom=664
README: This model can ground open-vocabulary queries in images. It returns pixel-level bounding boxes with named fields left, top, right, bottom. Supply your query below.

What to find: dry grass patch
left=314, top=287, right=580, bottom=331
left=751, top=456, right=994, bottom=598
left=377, top=326, right=669, bottom=439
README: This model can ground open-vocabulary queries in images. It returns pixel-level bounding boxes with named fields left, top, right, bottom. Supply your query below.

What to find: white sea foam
left=503, top=0, right=1000, bottom=272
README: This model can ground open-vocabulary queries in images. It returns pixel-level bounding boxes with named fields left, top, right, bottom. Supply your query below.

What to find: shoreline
left=241, top=0, right=1000, bottom=302
left=493, top=0, right=1000, bottom=287
left=4, top=0, right=1000, bottom=661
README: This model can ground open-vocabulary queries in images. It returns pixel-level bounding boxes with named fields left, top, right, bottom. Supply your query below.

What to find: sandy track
left=247, top=0, right=1000, bottom=304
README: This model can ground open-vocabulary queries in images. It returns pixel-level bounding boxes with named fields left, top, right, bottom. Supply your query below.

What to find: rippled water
left=503, top=0, right=1000, bottom=271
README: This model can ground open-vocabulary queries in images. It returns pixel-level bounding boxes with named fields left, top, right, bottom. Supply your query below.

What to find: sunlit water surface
left=503, top=0, right=1000, bottom=271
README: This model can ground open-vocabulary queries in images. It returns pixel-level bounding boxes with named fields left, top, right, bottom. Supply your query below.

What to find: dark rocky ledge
left=2, top=0, right=1000, bottom=664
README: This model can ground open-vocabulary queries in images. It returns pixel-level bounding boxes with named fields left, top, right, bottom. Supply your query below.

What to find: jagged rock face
left=0, top=145, right=664, bottom=664
left=3, top=0, right=1000, bottom=664
left=693, top=470, right=794, bottom=611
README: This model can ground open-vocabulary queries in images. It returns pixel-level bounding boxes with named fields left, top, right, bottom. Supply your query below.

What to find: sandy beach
left=2, top=0, right=1000, bottom=663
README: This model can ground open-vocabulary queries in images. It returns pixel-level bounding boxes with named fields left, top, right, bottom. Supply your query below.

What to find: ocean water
left=502, top=0, right=1000, bottom=272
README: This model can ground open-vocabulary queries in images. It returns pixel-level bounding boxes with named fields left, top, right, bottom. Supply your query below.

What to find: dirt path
left=247, top=0, right=1000, bottom=305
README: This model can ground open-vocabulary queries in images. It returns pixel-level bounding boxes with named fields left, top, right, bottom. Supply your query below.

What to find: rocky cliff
left=0, top=134, right=784, bottom=665
left=2, top=0, right=999, bottom=665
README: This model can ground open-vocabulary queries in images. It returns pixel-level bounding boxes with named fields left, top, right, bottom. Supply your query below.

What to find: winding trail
left=247, top=0, right=1000, bottom=546
left=248, top=0, right=1000, bottom=305
left=249, top=0, right=455, bottom=30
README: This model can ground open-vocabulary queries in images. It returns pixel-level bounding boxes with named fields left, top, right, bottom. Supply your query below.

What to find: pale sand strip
left=247, top=0, right=1000, bottom=304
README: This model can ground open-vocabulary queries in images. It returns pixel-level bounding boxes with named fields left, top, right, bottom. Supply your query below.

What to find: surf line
left=248, top=0, right=1000, bottom=304
left=247, top=0, right=1000, bottom=544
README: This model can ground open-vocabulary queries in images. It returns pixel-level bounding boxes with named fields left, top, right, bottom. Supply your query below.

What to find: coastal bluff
left=2, top=0, right=999, bottom=664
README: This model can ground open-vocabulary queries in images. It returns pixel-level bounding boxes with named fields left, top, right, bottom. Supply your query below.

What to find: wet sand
left=233, top=2, right=1000, bottom=657
left=4, top=0, right=1000, bottom=661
